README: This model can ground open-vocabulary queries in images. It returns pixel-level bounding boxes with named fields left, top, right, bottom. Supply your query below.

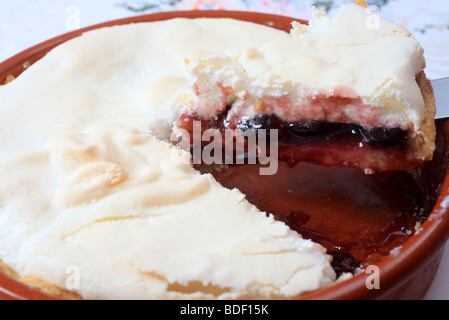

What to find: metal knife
left=433, top=77, right=449, bottom=119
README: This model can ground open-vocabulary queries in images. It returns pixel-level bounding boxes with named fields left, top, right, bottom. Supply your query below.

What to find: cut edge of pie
left=172, top=4, right=437, bottom=174
left=174, top=70, right=436, bottom=174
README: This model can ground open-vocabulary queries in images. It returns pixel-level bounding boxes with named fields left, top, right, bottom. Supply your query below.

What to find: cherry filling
left=238, top=115, right=417, bottom=173
left=237, top=115, right=409, bottom=150
left=176, top=111, right=417, bottom=173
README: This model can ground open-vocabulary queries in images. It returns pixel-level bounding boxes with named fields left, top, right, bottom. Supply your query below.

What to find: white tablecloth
left=1, top=0, right=448, bottom=300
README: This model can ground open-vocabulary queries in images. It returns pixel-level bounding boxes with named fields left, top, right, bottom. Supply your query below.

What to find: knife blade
left=432, top=77, right=449, bottom=119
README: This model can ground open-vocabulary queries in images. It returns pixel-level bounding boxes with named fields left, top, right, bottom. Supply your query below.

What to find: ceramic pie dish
left=0, top=10, right=448, bottom=300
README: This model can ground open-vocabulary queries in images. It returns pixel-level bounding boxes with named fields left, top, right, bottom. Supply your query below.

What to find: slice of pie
left=174, top=4, right=436, bottom=174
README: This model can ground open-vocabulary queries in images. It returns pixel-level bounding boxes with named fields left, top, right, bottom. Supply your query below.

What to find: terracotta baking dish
left=1, top=10, right=449, bottom=300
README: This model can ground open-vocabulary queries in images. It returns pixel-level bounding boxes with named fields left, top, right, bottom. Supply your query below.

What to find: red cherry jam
left=177, top=111, right=424, bottom=173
